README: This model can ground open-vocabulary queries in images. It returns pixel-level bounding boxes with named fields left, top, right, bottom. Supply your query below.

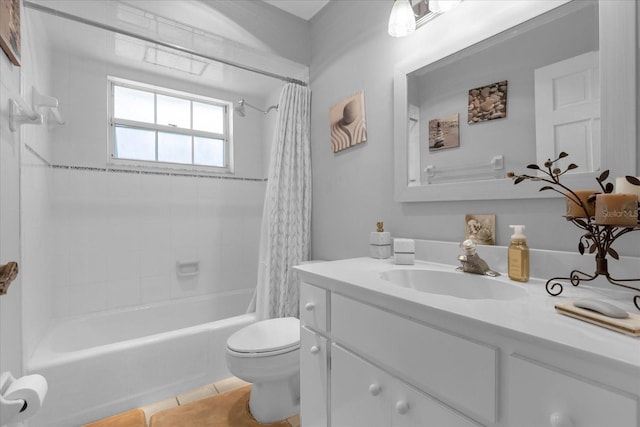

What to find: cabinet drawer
left=332, top=293, right=497, bottom=423
left=300, top=282, right=328, bottom=332
left=508, top=354, right=637, bottom=427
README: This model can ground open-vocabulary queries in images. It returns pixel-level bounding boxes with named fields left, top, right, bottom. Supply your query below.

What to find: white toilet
left=226, top=316, right=300, bottom=423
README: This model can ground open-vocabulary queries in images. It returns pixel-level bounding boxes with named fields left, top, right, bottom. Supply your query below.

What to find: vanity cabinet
left=299, top=275, right=639, bottom=427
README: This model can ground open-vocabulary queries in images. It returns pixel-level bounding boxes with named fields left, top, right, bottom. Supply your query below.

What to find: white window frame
left=108, top=76, right=234, bottom=174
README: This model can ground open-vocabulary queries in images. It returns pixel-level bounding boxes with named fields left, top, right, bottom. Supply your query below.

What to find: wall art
left=330, top=91, right=367, bottom=153
left=465, top=214, right=496, bottom=245
left=0, top=0, right=20, bottom=66
left=428, top=113, right=459, bottom=152
left=468, top=80, right=507, bottom=124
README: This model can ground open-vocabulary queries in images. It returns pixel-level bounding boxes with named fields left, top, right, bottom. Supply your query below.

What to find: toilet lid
left=227, top=317, right=300, bottom=354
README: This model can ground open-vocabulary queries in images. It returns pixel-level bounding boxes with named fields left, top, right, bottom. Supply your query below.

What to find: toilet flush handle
left=305, top=302, right=315, bottom=311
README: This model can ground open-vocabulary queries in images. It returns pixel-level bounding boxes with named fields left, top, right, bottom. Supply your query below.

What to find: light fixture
left=389, top=0, right=464, bottom=37
left=388, top=0, right=416, bottom=38
left=429, top=0, right=462, bottom=13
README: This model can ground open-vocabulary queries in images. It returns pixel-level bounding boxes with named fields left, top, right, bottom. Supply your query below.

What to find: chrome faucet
left=456, top=239, right=500, bottom=277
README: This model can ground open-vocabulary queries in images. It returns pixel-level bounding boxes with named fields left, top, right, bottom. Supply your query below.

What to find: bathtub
left=26, top=290, right=256, bottom=427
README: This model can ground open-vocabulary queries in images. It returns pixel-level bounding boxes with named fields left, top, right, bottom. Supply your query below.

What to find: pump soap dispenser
left=508, top=225, right=529, bottom=282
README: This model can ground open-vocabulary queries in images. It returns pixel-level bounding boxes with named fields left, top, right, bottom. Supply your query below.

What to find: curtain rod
left=24, top=0, right=308, bottom=87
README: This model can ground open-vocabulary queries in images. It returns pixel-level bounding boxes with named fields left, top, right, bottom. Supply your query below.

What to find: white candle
left=615, top=177, right=640, bottom=200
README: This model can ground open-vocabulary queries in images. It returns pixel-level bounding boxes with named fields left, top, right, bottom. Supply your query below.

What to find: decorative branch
left=509, top=152, right=639, bottom=260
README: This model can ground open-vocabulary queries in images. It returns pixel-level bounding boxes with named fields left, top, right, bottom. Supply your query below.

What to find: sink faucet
left=456, top=239, right=500, bottom=277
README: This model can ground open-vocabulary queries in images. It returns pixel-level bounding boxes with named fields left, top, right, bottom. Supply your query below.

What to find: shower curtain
left=249, top=83, right=312, bottom=320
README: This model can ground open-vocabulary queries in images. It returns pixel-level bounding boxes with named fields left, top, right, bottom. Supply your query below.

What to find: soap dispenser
left=508, top=225, right=529, bottom=282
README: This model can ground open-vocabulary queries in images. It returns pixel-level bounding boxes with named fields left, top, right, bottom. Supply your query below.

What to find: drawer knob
left=310, top=346, right=320, bottom=354
left=305, top=302, right=315, bottom=311
left=550, top=412, right=574, bottom=427
left=395, top=400, right=410, bottom=415
left=368, top=383, right=381, bottom=396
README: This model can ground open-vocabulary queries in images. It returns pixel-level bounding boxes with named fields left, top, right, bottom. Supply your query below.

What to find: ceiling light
left=388, top=0, right=416, bottom=38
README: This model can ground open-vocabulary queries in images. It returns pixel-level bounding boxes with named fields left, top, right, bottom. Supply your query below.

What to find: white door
left=534, top=51, right=600, bottom=172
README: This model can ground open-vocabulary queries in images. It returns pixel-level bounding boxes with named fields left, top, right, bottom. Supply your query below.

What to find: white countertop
left=295, top=255, right=640, bottom=370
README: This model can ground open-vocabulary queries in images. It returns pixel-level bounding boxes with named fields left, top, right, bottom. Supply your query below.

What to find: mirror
left=394, top=0, right=637, bottom=202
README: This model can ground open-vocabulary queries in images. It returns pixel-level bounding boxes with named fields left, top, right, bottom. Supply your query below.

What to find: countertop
left=295, top=256, right=640, bottom=370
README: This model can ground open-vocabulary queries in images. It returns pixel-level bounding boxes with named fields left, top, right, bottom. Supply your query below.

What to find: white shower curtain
left=249, top=83, right=312, bottom=320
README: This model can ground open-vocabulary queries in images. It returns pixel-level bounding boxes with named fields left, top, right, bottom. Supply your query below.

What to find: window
left=108, top=77, right=232, bottom=172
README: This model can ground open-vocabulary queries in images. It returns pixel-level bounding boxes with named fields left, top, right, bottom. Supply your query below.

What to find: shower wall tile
left=106, top=278, right=142, bottom=309
left=55, top=281, right=108, bottom=317
left=140, top=275, right=172, bottom=304
left=51, top=168, right=265, bottom=318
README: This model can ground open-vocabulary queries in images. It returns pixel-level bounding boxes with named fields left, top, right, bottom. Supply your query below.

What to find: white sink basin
left=380, top=269, right=527, bottom=300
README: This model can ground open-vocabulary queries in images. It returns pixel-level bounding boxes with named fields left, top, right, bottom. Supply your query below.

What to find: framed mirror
left=394, top=0, right=636, bottom=202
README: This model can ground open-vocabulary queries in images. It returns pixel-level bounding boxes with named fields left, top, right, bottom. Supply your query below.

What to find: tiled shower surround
left=50, top=165, right=265, bottom=317
left=21, top=144, right=265, bottom=361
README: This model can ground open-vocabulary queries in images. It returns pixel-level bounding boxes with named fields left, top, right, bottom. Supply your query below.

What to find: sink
left=380, top=269, right=527, bottom=300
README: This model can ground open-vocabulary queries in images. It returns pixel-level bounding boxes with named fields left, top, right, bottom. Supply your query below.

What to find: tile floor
left=140, top=377, right=301, bottom=427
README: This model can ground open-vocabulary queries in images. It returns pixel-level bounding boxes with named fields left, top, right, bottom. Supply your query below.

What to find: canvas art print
left=330, top=91, right=367, bottom=153
left=468, top=80, right=507, bottom=124
left=428, top=113, right=459, bottom=152
left=0, top=0, right=20, bottom=66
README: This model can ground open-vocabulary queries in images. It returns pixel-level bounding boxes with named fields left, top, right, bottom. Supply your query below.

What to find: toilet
left=226, top=316, right=300, bottom=423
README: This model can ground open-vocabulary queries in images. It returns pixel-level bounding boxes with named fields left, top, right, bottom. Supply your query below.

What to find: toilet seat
left=227, top=317, right=300, bottom=357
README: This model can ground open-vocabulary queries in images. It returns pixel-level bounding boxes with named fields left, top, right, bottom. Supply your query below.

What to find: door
left=534, top=51, right=600, bottom=172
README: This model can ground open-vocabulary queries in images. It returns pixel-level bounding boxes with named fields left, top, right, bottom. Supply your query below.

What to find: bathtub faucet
left=456, top=239, right=500, bottom=277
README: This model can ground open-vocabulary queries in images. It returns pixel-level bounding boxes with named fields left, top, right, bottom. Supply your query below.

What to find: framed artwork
left=0, top=0, right=21, bottom=66
left=465, top=214, right=496, bottom=245
left=468, top=80, right=507, bottom=124
left=428, top=113, right=459, bottom=152
left=330, top=91, right=367, bottom=153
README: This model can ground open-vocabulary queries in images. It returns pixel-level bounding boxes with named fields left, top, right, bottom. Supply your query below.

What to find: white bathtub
left=26, top=291, right=256, bottom=427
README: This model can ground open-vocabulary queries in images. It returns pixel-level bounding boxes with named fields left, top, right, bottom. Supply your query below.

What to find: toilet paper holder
left=1, top=372, right=27, bottom=425
left=1, top=371, right=47, bottom=426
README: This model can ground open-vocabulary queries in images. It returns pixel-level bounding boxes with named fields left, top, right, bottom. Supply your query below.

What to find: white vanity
left=295, top=241, right=640, bottom=427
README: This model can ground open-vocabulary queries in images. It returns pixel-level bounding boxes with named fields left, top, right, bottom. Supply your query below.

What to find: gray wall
left=309, top=1, right=639, bottom=261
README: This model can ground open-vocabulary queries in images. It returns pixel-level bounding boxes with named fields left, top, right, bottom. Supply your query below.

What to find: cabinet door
left=300, top=326, right=328, bottom=427
left=509, top=354, right=637, bottom=427
left=392, top=381, right=480, bottom=427
left=331, top=344, right=391, bottom=427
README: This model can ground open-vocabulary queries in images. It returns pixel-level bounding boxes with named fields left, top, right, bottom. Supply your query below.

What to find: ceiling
left=262, top=0, right=330, bottom=21
left=26, top=0, right=310, bottom=99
